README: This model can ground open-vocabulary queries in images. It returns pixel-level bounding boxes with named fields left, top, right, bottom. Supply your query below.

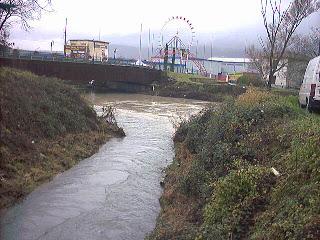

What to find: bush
left=182, top=109, right=213, bottom=153
left=179, top=157, right=212, bottom=198
left=0, top=67, right=123, bottom=209
left=151, top=88, right=319, bottom=240
left=251, top=124, right=320, bottom=240
left=201, top=166, right=275, bottom=240
left=174, top=88, right=299, bottom=198
left=157, top=72, right=246, bottom=102
left=0, top=67, right=98, bottom=140
left=237, top=74, right=265, bottom=87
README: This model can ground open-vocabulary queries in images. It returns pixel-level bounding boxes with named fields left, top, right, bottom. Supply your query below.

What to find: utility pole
left=164, top=44, right=168, bottom=71
left=171, top=47, right=175, bottom=72
left=93, top=40, right=95, bottom=62
left=161, top=35, right=164, bottom=49
left=139, top=23, right=142, bottom=65
left=148, top=29, right=151, bottom=60
left=210, top=36, right=213, bottom=60
left=196, top=40, right=198, bottom=58
left=152, top=33, right=154, bottom=56
left=64, top=18, right=67, bottom=57
left=318, top=39, right=320, bottom=56
left=210, top=35, right=213, bottom=77
left=113, top=48, right=117, bottom=59
left=50, top=40, right=54, bottom=54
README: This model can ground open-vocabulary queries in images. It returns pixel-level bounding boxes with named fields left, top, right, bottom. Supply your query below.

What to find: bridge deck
left=0, top=57, right=165, bottom=87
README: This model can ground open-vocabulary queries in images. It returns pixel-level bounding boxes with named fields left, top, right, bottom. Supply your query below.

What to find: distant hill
left=106, top=12, right=319, bottom=59
left=10, top=11, right=318, bottom=60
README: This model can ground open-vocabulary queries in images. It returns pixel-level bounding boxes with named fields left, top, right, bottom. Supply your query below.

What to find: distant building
left=286, top=57, right=309, bottom=88
left=64, top=40, right=109, bottom=61
left=186, top=57, right=250, bottom=78
left=150, top=57, right=251, bottom=77
left=274, top=60, right=288, bottom=88
left=205, top=57, right=251, bottom=75
left=273, top=57, right=309, bottom=89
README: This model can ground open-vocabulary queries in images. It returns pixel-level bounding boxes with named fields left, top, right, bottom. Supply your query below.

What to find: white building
left=273, top=58, right=309, bottom=89
left=205, top=57, right=251, bottom=75
left=274, top=64, right=288, bottom=88
left=151, top=56, right=251, bottom=78
left=65, top=39, right=109, bottom=61
left=184, top=57, right=250, bottom=76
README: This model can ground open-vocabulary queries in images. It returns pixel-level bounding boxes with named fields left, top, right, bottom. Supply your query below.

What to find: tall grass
left=156, top=71, right=246, bottom=102
left=0, top=67, right=123, bottom=209
left=149, top=87, right=320, bottom=240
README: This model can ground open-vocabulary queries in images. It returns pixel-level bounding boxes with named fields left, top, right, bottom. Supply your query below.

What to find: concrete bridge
left=0, top=57, right=166, bottom=92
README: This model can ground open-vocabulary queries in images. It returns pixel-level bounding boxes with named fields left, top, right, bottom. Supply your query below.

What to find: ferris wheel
left=151, top=16, right=207, bottom=76
left=159, top=16, right=196, bottom=49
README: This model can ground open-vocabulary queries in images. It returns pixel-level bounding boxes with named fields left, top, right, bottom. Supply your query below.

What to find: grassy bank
left=154, top=72, right=246, bottom=102
left=148, top=88, right=319, bottom=239
left=0, top=67, right=124, bottom=209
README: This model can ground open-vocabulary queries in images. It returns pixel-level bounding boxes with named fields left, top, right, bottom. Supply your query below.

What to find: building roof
left=207, top=57, right=251, bottom=63
left=69, top=39, right=110, bottom=44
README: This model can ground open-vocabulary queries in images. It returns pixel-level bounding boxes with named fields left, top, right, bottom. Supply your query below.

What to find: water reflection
left=1, top=93, right=208, bottom=240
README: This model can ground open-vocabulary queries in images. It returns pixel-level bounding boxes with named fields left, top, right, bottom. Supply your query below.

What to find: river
left=0, top=93, right=208, bottom=240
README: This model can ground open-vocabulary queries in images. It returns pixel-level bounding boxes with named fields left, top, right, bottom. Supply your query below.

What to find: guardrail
left=0, top=53, right=165, bottom=86
left=0, top=52, right=140, bottom=67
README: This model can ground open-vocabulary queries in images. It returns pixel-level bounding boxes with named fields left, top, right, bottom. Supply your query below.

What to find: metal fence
left=0, top=51, right=142, bottom=68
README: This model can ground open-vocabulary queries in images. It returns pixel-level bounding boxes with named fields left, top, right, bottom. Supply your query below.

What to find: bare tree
left=0, top=0, right=52, bottom=41
left=246, top=45, right=269, bottom=82
left=260, top=0, right=320, bottom=87
left=290, top=27, right=320, bottom=59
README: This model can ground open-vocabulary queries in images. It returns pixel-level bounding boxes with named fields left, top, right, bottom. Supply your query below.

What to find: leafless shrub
left=0, top=0, right=52, bottom=43
left=260, top=0, right=319, bottom=87
left=170, top=114, right=188, bottom=131
left=290, top=27, right=320, bottom=59
left=101, top=105, right=117, bottom=125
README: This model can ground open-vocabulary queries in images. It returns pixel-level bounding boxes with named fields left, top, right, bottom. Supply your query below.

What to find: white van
left=299, top=56, right=320, bottom=111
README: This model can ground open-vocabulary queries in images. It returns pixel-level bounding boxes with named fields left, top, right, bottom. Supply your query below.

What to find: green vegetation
left=236, top=73, right=265, bottom=87
left=167, top=72, right=203, bottom=83
left=155, top=72, right=246, bottom=102
left=0, top=67, right=124, bottom=209
left=148, top=88, right=320, bottom=240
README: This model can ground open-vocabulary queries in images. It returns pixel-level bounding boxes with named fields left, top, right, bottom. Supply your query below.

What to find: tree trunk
left=268, top=72, right=274, bottom=88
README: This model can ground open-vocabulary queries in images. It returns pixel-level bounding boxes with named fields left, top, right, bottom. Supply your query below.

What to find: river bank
left=148, top=88, right=320, bottom=239
left=0, top=67, right=124, bottom=209
left=1, top=92, right=208, bottom=240
left=67, top=71, right=246, bottom=102
left=153, top=72, right=246, bottom=102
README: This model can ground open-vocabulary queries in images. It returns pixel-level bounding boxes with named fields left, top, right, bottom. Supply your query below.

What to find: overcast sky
left=10, top=0, right=319, bottom=55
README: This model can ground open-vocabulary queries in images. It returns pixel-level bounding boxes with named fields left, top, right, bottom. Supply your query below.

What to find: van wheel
left=307, top=98, right=313, bottom=113
left=299, top=100, right=306, bottom=109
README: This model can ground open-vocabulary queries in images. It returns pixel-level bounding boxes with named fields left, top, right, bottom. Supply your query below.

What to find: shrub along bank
left=148, top=88, right=320, bottom=239
left=154, top=72, right=246, bottom=102
left=0, top=67, right=124, bottom=209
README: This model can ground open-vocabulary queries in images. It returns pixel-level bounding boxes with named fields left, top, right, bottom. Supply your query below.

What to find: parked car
left=299, top=56, right=320, bottom=111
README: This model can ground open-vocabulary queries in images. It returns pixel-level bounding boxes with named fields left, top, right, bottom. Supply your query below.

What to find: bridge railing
left=0, top=51, right=152, bottom=69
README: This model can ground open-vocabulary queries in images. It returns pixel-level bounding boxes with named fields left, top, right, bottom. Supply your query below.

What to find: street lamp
left=50, top=40, right=54, bottom=54
left=113, top=48, right=117, bottom=60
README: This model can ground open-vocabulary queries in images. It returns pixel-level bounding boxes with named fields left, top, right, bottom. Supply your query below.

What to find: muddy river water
left=1, top=93, right=208, bottom=240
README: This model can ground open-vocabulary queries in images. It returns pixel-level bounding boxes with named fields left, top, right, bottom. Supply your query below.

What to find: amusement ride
left=151, top=16, right=207, bottom=76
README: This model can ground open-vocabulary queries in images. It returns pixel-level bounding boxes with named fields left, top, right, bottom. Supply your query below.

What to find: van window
left=317, top=61, right=320, bottom=82
left=304, top=58, right=318, bottom=83
left=304, top=61, right=313, bottom=83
